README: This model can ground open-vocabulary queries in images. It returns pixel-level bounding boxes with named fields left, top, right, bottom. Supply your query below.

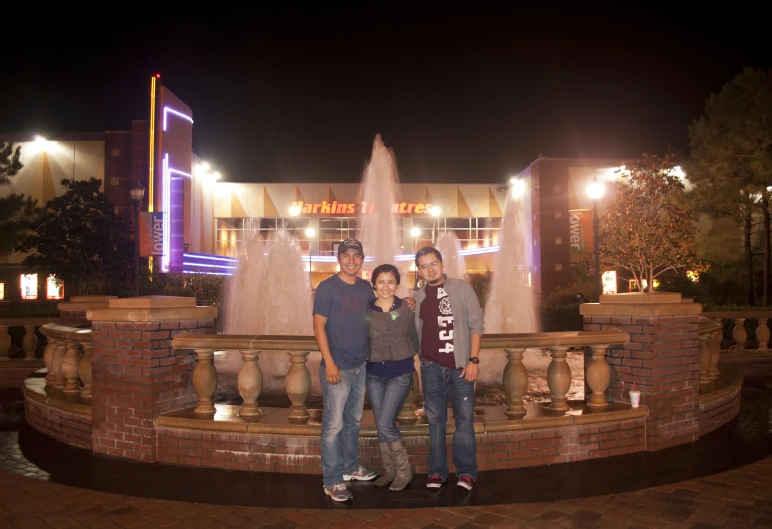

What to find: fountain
left=435, top=232, right=467, bottom=280
left=484, top=187, right=538, bottom=334
left=478, top=182, right=555, bottom=394
left=220, top=229, right=315, bottom=396
left=355, top=134, right=408, bottom=298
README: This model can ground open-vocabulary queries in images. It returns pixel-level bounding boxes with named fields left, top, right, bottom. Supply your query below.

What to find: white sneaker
left=343, top=465, right=377, bottom=481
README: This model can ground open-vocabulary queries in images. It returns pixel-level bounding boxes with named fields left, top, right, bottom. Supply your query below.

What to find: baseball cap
left=338, top=239, right=364, bottom=256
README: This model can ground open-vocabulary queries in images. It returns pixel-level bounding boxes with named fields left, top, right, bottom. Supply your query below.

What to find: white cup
left=629, top=390, right=641, bottom=408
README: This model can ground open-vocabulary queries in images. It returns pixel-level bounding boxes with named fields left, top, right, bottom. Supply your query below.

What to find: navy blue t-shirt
left=313, top=274, right=375, bottom=370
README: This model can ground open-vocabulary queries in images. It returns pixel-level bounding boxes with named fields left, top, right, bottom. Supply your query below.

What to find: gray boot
left=374, top=442, right=396, bottom=487
left=388, top=439, right=412, bottom=491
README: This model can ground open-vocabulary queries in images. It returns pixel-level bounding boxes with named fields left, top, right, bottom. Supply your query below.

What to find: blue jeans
left=366, top=371, right=413, bottom=443
left=320, top=363, right=366, bottom=488
left=420, top=359, right=478, bottom=481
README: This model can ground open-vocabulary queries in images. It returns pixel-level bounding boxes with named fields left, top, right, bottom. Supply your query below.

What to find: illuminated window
left=21, top=274, right=38, bottom=300
left=46, top=275, right=64, bottom=300
left=602, top=271, right=617, bottom=294
left=686, top=270, right=700, bottom=283
left=0, top=282, right=4, bottom=300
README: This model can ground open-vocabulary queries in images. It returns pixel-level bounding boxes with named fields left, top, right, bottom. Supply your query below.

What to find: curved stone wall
left=23, top=376, right=91, bottom=450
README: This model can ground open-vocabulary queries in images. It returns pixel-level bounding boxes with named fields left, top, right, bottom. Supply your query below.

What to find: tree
left=16, top=177, right=134, bottom=295
left=599, top=153, right=708, bottom=292
left=688, top=67, right=772, bottom=305
left=0, top=139, right=39, bottom=256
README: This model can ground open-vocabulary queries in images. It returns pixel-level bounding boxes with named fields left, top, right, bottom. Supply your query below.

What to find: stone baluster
left=192, top=349, right=217, bottom=415
left=708, top=331, right=721, bottom=382
left=50, top=341, right=67, bottom=388
left=43, top=340, right=57, bottom=385
left=586, top=344, right=612, bottom=408
left=698, top=334, right=711, bottom=385
left=546, top=346, right=572, bottom=411
left=22, top=325, right=39, bottom=360
left=756, top=318, right=769, bottom=352
left=0, top=326, right=10, bottom=360
left=732, top=318, right=746, bottom=351
left=62, top=340, right=83, bottom=394
left=397, top=370, right=420, bottom=426
left=502, top=348, right=528, bottom=417
left=238, top=350, right=262, bottom=418
left=286, top=351, right=311, bottom=422
left=79, top=342, right=93, bottom=399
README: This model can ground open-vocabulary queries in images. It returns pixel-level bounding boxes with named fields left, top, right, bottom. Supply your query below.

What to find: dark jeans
left=366, top=371, right=413, bottom=443
left=420, top=358, right=478, bottom=480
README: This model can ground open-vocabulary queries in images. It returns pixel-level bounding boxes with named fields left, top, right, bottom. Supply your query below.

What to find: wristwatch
left=468, top=357, right=479, bottom=364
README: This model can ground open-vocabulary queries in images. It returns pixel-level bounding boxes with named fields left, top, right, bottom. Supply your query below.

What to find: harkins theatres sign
left=290, top=201, right=436, bottom=215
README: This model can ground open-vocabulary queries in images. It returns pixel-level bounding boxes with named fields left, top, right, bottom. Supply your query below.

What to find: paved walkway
left=1, top=378, right=770, bottom=528
left=1, top=457, right=771, bottom=528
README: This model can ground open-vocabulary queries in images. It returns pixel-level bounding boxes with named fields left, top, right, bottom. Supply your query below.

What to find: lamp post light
left=288, top=204, right=301, bottom=242
left=129, top=180, right=146, bottom=297
left=430, top=206, right=441, bottom=244
left=586, top=176, right=605, bottom=299
left=410, top=226, right=420, bottom=252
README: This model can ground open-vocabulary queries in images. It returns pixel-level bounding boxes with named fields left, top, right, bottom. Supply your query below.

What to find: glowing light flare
left=410, top=227, right=421, bottom=237
left=289, top=204, right=301, bottom=217
left=586, top=177, right=605, bottom=200
left=511, top=178, right=526, bottom=199
left=28, top=136, right=59, bottom=155
left=430, top=206, right=441, bottom=217
left=305, top=227, right=316, bottom=238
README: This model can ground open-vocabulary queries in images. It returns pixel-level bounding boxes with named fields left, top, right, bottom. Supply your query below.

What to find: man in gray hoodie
left=413, top=246, right=484, bottom=492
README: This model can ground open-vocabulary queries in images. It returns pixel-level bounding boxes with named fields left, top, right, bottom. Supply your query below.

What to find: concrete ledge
left=22, top=374, right=91, bottom=449
left=155, top=402, right=648, bottom=474
left=87, top=306, right=218, bottom=322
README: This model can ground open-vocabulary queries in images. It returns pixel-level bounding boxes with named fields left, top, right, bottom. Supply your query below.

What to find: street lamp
left=289, top=204, right=301, bottom=241
left=130, top=180, right=146, bottom=297
left=586, top=176, right=605, bottom=299
left=410, top=226, right=420, bottom=252
left=430, top=206, right=441, bottom=244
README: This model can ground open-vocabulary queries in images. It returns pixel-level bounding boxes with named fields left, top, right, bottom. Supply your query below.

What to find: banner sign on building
left=568, top=209, right=594, bottom=255
left=291, top=201, right=434, bottom=215
left=139, top=212, right=165, bottom=257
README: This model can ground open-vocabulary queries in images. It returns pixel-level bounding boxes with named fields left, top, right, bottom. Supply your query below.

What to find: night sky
left=2, top=5, right=770, bottom=184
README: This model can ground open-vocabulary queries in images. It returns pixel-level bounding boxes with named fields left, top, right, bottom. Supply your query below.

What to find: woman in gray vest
left=365, top=264, right=419, bottom=491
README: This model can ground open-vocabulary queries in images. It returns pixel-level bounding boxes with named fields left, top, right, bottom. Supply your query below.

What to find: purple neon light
left=162, top=106, right=193, bottom=131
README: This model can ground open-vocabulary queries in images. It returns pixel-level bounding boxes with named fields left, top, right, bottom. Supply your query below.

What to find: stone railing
left=38, top=322, right=93, bottom=397
left=698, top=317, right=722, bottom=387
left=0, top=318, right=58, bottom=360
left=702, top=310, right=772, bottom=351
left=172, top=330, right=630, bottom=421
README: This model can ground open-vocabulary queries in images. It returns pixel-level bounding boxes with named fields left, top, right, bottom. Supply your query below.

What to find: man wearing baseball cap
left=313, top=239, right=376, bottom=502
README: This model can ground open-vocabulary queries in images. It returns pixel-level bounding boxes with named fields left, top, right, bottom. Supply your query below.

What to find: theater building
left=1, top=76, right=628, bottom=303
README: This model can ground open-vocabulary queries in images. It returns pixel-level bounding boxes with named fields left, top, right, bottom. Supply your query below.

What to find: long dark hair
left=371, top=264, right=401, bottom=287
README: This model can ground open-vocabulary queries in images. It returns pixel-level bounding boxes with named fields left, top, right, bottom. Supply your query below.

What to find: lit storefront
left=199, top=182, right=509, bottom=287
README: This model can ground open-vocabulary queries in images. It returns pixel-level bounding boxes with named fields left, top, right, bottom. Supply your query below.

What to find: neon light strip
left=162, top=154, right=170, bottom=271
left=163, top=106, right=194, bottom=131
left=182, top=262, right=237, bottom=270
left=459, top=245, right=500, bottom=256
left=183, top=253, right=238, bottom=263
left=183, top=270, right=233, bottom=276
left=148, top=76, right=156, bottom=212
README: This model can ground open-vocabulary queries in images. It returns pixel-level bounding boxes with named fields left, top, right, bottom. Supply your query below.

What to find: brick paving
left=0, top=456, right=769, bottom=528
